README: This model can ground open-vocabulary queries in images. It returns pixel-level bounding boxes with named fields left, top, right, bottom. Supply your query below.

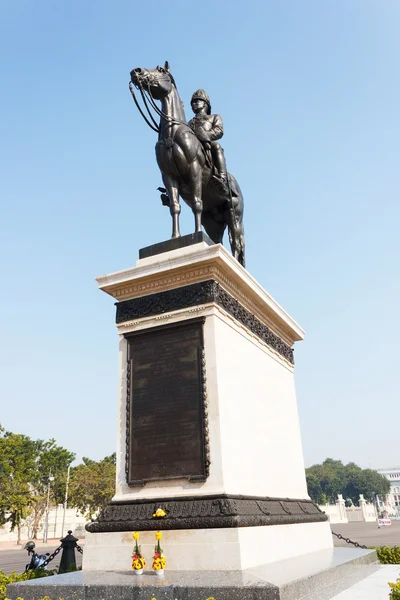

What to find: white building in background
left=0, top=505, right=87, bottom=542
left=377, top=467, right=400, bottom=515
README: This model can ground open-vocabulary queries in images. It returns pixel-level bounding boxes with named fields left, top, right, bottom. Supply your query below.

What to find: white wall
left=319, top=504, right=348, bottom=524
left=345, top=507, right=364, bottom=522
left=0, top=506, right=88, bottom=542
left=318, top=495, right=377, bottom=524
left=213, top=312, right=308, bottom=498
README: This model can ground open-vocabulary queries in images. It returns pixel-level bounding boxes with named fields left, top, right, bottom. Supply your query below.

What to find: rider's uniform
left=188, top=89, right=227, bottom=179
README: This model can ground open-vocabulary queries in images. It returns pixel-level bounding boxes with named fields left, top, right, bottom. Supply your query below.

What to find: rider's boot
left=212, top=146, right=230, bottom=195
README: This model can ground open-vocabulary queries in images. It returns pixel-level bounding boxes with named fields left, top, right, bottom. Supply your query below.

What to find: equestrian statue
left=129, top=62, right=245, bottom=267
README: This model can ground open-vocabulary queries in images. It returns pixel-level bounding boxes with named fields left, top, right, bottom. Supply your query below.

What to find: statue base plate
left=139, top=232, right=214, bottom=260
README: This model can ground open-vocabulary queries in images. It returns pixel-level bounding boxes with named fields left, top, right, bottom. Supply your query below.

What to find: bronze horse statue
left=129, top=62, right=245, bottom=267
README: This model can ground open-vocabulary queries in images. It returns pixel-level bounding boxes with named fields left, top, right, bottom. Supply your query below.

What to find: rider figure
left=188, top=89, right=229, bottom=193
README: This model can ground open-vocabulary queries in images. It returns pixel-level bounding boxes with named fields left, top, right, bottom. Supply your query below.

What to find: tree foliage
left=0, top=425, right=75, bottom=540
left=306, top=458, right=390, bottom=505
left=0, top=567, right=58, bottom=600
left=68, top=453, right=116, bottom=519
left=29, top=438, right=75, bottom=538
left=0, top=426, right=38, bottom=539
left=0, top=423, right=118, bottom=541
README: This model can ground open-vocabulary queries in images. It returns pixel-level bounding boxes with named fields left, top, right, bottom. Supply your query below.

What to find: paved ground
left=0, top=539, right=83, bottom=575
left=331, top=564, right=400, bottom=599
left=330, top=521, right=400, bottom=548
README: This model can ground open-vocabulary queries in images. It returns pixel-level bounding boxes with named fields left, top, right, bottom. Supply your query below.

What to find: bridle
left=129, top=68, right=191, bottom=134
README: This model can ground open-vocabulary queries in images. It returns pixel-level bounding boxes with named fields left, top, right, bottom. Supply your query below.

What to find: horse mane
left=167, top=71, right=187, bottom=118
left=169, top=72, right=177, bottom=89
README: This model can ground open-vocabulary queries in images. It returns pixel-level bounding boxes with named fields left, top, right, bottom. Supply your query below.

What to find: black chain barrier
left=332, top=531, right=368, bottom=549
left=41, top=544, right=62, bottom=567
left=42, top=541, right=84, bottom=565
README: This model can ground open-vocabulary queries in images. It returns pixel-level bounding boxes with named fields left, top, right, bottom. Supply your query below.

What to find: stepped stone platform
left=7, top=547, right=378, bottom=600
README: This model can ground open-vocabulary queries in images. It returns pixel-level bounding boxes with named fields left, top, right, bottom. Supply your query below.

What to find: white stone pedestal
left=84, top=240, right=333, bottom=570
left=84, top=522, right=332, bottom=571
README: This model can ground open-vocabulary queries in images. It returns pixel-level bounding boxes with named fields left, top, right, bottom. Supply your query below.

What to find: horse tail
left=227, top=174, right=245, bottom=268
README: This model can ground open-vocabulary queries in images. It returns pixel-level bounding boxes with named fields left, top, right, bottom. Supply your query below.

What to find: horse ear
left=164, top=61, right=170, bottom=71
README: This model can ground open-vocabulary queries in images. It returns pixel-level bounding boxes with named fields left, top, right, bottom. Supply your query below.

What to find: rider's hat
left=191, top=89, right=211, bottom=114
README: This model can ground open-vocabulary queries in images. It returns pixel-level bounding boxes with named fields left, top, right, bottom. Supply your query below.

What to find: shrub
left=373, top=546, right=400, bottom=564
left=389, top=578, right=400, bottom=599
left=0, top=569, right=57, bottom=600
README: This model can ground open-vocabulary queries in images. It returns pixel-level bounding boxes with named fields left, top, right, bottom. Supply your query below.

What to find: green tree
left=0, top=427, right=37, bottom=543
left=0, top=425, right=75, bottom=541
left=343, top=462, right=364, bottom=505
left=30, top=439, right=75, bottom=539
left=306, top=458, right=389, bottom=506
left=359, top=469, right=390, bottom=502
left=68, top=453, right=116, bottom=519
left=306, top=473, right=324, bottom=504
left=306, top=458, right=344, bottom=503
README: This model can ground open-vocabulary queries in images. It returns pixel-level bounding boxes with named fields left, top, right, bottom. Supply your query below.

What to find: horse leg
left=162, top=174, right=181, bottom=238
left=188, top=162, right=203, bottom=233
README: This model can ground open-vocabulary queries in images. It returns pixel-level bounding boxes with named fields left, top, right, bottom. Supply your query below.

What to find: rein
left=129, top=74, right=192, bottom=135
left=139, top=87, right=159, bottom=130
left=129, top=74, right=210, bottom=166
left=129, top=83, right=159, bottom=133
left=144, top=84, right=189, bottom=129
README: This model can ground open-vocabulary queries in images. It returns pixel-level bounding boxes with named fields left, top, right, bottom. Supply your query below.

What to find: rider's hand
left=196, top=128, right=210, bottom=143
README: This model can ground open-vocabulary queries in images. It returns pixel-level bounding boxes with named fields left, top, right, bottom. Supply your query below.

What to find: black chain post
left=59, top=530, right=79, bottom=573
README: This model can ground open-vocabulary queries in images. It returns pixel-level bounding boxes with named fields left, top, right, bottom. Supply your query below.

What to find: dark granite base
left=85, top=494, right=327, bottom=533
left=139, top=232, right=214, bottom=260
left=6, top=548, right=379, bottom=600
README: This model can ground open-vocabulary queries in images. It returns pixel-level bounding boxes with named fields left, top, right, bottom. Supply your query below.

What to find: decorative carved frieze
left=85, top=494, right=327, bottom=532
left=116, top=280, right=294, bottom=364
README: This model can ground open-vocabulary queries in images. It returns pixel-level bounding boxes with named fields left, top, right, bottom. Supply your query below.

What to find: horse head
left=130, top=61, right=174, bottom=100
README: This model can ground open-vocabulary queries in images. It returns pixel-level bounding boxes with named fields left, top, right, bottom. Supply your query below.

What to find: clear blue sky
left=1, top=0, right=399, bottom=469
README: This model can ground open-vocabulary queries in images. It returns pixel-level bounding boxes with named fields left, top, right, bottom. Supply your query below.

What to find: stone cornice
left=96, top=243, right=304, bottom=347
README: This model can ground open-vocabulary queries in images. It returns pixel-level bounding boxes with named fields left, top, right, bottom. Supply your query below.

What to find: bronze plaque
left=126, top=319, right=207, bottom=484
